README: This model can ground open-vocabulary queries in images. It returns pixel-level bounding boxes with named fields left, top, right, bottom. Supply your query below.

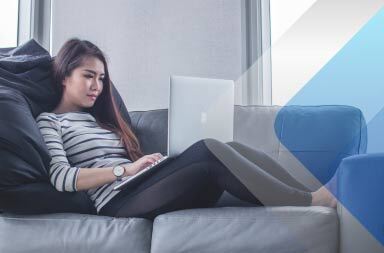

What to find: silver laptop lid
left=168, top=75, right=234, bottom=157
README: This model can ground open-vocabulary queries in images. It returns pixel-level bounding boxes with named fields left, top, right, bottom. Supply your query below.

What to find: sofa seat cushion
left=151, top=206, right=338, bottom=253
left=0, top=213, right=153, bottom=253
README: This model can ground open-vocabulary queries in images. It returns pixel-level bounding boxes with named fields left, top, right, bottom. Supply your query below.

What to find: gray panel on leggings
left=151, top=206, right=338, bottom=253
left=0, top=213, right=152, bottom=253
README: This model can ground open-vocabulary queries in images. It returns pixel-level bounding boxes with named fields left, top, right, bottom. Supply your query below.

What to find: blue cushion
left=274, top=105, right=367, bottom=184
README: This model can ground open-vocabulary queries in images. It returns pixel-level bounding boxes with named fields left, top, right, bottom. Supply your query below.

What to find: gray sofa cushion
left=0, top=213, right=153, bottom=253
left=151, top=206, right=338, bottom=253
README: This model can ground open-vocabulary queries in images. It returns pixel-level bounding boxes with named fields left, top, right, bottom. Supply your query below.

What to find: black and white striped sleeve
left=36, top=114, right=80, bottom=192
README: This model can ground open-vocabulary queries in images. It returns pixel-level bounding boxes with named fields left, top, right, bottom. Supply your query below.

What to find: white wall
left=51, top=0, right=243, bottom=111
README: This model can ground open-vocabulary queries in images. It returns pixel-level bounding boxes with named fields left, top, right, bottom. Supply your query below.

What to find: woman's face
left=61, top=56, right=105, bottom=111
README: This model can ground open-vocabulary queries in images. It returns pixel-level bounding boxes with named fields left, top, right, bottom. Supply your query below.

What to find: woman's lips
left=87, top=95, right=97, bottom=101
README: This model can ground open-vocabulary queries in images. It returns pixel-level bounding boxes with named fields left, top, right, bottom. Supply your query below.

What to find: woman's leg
left=99, top=139, right=312, bottom=219
left=99, top=139, right=261, bottom=219
left=203, top=138, right=312, bottom=206
left=225, top=141, right=309, bottom=191
left=224, top=141, right=337, bottom=207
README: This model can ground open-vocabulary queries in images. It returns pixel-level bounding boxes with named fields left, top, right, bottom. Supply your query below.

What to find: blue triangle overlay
left=274, top=7, right=384, bottom=245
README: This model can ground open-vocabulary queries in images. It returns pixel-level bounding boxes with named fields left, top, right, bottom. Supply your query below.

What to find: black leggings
left=99, top=139, right=312, bottom=220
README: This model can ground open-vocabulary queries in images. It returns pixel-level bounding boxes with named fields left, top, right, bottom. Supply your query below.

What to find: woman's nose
left=91, top=79, right=102, bottom=90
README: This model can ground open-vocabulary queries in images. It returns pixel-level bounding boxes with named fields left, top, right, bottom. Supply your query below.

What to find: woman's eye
left=84, top=75, right=93, bottom=79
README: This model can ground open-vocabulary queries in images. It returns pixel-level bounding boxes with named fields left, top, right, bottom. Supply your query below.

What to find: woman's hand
left=123, top=153, right=163, bottom=176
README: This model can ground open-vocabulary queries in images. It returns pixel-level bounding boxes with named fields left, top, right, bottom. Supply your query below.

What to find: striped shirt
left=35, top=111, right=133, bottom=213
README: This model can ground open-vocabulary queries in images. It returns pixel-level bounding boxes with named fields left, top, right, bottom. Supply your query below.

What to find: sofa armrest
left=338, top=154, right=384, bottom=253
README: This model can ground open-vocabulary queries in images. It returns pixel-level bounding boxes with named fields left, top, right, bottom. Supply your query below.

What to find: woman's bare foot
left=311, top=186, right=337, bottom=208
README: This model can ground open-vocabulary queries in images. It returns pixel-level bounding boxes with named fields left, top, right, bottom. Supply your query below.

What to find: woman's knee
left=200, top=138, right=225, bottom=148
left=229, top=141, right=269, bottom=158
left=191, top=138, right=221, bottom=150
left=225, top=141, right=240, bottom=148
left=200, top=138, right=227, bottom=153
left=177, top=139, right=213, bottom=162
left=181, top=138, right=234, bottom=165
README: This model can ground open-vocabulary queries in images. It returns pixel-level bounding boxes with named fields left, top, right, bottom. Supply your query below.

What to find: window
left=270, top=0, right=317, bottom=105
left=0, top=0, right=19, bottom=47
left=270, top=0, right=317, bottom=44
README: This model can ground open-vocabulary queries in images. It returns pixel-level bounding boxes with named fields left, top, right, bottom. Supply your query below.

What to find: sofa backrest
left=234, top=105, right=367, bottom=190
left=129, top=105, right=367, bottom=191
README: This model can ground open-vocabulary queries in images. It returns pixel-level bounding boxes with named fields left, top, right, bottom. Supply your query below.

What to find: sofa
left=1, top=104, right=381, bottom=253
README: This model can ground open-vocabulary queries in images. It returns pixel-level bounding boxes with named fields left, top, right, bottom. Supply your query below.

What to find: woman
left=36, top=38, right=337, bottom=220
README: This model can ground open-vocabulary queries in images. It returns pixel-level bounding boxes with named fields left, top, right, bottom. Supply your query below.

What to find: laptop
left=167, top=75, right=234, bottom=156
left=113, top=75, right=234, bottom=190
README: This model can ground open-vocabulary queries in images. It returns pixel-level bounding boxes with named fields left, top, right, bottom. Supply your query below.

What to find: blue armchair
left=338, top=153, right=384, bottom=253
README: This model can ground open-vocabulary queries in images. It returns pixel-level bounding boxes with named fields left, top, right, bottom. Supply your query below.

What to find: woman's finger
left=148, top=157, right=156, bottom=163
left=151, top=153, right=162, bottom=160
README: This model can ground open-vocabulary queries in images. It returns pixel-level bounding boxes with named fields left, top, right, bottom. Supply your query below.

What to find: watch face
left=114, top=166, right=125, bottom=177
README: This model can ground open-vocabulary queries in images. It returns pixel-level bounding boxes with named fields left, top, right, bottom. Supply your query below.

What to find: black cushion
left=0, top=39, right=132, bottom=215
left=0, top=88, right=51, bottom=185
left=111, top=81, right=132, bottom=127
left=0, top=181, right=95, bottom=215
left=129, top=109, right=168, bottom=155
left=0, top=39, right=59, bottom=117
left=0, top=85, right=96, bottom=214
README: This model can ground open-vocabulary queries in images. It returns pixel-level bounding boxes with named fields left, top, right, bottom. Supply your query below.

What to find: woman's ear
left=62, top=76, right=69, bottom=87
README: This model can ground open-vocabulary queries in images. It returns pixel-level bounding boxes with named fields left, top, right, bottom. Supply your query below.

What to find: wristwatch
left=112, top=165, right=126, bottom=181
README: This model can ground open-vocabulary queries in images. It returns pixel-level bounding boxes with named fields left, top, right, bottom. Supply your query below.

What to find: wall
left=51, top=0, right=244, bottom=111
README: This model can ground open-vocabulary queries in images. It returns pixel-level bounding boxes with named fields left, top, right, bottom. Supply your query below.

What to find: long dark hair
left=53, top=38, right=143, bottom=161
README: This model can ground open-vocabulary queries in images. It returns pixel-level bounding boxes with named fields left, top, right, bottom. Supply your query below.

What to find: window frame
left=241, top=0, right=272, bottom=105
left=17, top=0, right=51, bottom=50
